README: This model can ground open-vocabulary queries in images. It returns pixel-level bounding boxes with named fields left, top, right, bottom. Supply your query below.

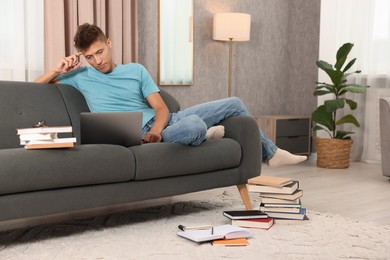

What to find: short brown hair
left=74, top=23, right=107, bottom=50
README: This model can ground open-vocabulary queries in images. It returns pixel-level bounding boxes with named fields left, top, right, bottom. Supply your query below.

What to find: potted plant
left=312, top=42, right=369, bottom=168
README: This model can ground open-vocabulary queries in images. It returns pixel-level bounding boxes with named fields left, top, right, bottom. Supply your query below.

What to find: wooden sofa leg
left=236, top=184, right=253, bottom=210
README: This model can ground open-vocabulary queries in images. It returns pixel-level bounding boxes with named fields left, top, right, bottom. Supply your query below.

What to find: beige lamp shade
left=213, top=13, right=251, bottom=42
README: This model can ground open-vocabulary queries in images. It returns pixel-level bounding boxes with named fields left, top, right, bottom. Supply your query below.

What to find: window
left=0, top=0, right=44, bottom=81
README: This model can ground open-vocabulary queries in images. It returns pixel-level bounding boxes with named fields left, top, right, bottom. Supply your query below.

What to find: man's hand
left=54, top=52, right=83, bottom=75
left=142, top=130, right=163, bottom=144
left=34, top=52, right=83, bottom=83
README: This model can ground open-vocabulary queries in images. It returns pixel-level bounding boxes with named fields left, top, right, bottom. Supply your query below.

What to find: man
left=35, top=23, right=307, bottom=167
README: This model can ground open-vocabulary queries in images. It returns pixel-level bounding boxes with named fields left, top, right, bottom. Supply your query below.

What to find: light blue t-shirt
left=57, top=63, right=159, bottom=127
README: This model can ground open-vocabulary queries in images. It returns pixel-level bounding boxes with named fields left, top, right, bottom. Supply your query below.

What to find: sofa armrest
left=380, top=98, right=390, bottom=178
left=220, top=115, right=262, bottom=183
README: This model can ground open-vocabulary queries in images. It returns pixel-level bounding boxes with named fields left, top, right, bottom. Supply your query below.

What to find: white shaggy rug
left=0, top=188, right=389, bottom=260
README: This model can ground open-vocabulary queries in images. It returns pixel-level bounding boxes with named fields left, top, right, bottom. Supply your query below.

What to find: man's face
left=82, top=39, right=115, bottom=73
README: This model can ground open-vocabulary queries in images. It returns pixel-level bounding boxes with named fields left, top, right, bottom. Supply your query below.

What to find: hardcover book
left=260, top=201, right=302, bottom=208
left=247, top=175, right=293, bottom=188
left=24, top=138, right=77, bottom=150
left=265, top=208, right=307, bottom=220
left=248, top=181, right=299, bottom=194
left=260, top=205, right=301, bottom=214
left=231, top=218, right=274, bottom=230
left=260, top=189, right=304, bottom=201
left=223, top=210, right=268, bottom=220
left=260, top=197, right=301, bottom=204
left=17, top=126, right=73, bottom=135
left=274, top=215, right=310, bottom=224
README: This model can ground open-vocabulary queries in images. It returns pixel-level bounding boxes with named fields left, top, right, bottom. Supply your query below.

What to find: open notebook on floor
left=177, top=224, right=251, bottom=243
left=80, top=112, right=142, bottom=147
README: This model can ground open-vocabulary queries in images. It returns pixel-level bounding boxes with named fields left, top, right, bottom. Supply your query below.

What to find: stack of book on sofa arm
left=247, top=175, right=309, bottom=223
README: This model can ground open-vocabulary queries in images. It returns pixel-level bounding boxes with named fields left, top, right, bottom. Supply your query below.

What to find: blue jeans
left=142, top=97, right=277, bottom=161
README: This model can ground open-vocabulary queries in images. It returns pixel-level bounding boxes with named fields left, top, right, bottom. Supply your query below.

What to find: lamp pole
left=228, top=38, right=233, bottom=97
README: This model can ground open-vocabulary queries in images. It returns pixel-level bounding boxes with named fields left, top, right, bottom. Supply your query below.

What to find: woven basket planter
left=315, top=137, right=353, bottom=169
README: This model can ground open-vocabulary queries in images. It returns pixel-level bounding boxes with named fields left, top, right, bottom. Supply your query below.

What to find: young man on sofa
left=35, top=23, right=307, bottom=168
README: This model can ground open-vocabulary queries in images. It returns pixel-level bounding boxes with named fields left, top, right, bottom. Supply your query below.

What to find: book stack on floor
left=247, top=175, right=309, bottom=223
left=223, top=210, right=274, bottom=230
left=17, top=126, right=76, bottom=149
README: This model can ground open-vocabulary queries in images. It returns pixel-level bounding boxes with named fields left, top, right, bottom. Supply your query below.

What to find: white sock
left=267, top=148, right=307, bottom=168
left=206, top=125, right=225, bottom=140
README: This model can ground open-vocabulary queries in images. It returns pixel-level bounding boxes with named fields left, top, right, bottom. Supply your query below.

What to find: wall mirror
left=158, top=0, right=194, bottom=86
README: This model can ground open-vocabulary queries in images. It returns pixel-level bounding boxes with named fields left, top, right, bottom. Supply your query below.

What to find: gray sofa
left=0, top=80, right=261, bottom=230
left=380, top=97, right=390, bottom=180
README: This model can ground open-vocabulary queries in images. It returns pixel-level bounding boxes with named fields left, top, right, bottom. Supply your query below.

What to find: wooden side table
left=253, top=115, right=311, bottom=155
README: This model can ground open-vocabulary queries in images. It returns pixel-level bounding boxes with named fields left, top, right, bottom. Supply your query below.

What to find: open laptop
left=80, top=112, right=143, bottom=147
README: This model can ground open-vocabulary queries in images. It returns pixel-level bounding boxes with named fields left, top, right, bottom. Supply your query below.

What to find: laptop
left=80, top=112, right=143, bottom=146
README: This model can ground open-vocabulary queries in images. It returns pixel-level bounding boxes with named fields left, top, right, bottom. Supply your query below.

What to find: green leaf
left=341, top=85, right=368, bottom=94
left=335, top=114, right=360, bottom=127
left=312, top=105, right=335, bottom=131
left=342, top=58, right=356, bottom=73
left=345, top=99, right=357, bottom=110
left=324, top=69, right=344, bottom=87
left=314, top=90, right=333, bottom=96
left=323, top=99, right=345, bottom=112
left=335, top=43, right=353, bottom=70
left=342, top=70, right=362, bottom=80
left=316, top=60, right=333, bottom=71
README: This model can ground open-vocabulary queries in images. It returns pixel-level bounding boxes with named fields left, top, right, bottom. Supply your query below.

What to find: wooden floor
left=261, top=159, right=390, bottom=226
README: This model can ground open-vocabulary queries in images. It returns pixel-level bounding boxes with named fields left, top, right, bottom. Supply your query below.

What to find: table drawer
left=276, top=136, right=310, bottom=154
left=276, top=118, right=310, bottom=137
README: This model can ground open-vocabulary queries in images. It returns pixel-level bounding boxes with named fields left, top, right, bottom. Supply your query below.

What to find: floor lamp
left=213, top=13, right=251, bottom=97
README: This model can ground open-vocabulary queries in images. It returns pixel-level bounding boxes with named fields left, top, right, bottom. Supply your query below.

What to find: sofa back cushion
left=0, top=81, right=79, bottom=149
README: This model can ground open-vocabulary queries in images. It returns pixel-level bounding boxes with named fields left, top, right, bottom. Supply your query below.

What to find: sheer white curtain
left=159, top=0, right=193, bottom=85
left=320, top=0, right=390, bottom=163
left=0, top=0, right=44, bottom=82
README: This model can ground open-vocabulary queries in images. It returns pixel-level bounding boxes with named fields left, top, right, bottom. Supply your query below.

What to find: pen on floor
left=211, top=226, right=214, bottom=235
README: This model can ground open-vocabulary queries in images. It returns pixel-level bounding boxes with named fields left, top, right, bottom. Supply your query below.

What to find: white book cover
left=17, top=126, right=73, bottom=135
left=26, top=138, right=77, bottom=144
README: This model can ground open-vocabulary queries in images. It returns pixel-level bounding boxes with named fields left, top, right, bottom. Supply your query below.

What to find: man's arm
left=143, top=92, right=170, bottom=143
left=35, top=52, right=82, bottom=83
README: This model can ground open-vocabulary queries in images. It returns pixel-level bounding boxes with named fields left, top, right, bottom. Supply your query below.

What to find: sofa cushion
left=0, top=144, right=136, bottom=195
left=130, top=138, right=242, bottom=180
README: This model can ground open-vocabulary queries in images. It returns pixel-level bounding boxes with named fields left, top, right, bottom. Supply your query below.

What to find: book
left=232, top=218, right=274, bottom=230
left=16, top=126, right=73, bottom=135
left=260, top=189, right=304, bottom=201
left=247, top=175, right=293, bottom=188
left=274, top=215, right=310, bottom=224
left=212, top=238, right=249, bottom=246
left=19, top=133, right=58, bottom=142
left=24, top=138, right=76, bottom=150
left=261, top=197, right=301, bottom=205
left=265, top=208, right=307, bottom=220
left=177, top=224, right=251, bottom=243
left=260, top=201, right=302, bottom=208
left=248, top=181, right=299, bottom=194
left=223, top=210, right=268, bottom=220
left=260, top=205, right=301, bottom=214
